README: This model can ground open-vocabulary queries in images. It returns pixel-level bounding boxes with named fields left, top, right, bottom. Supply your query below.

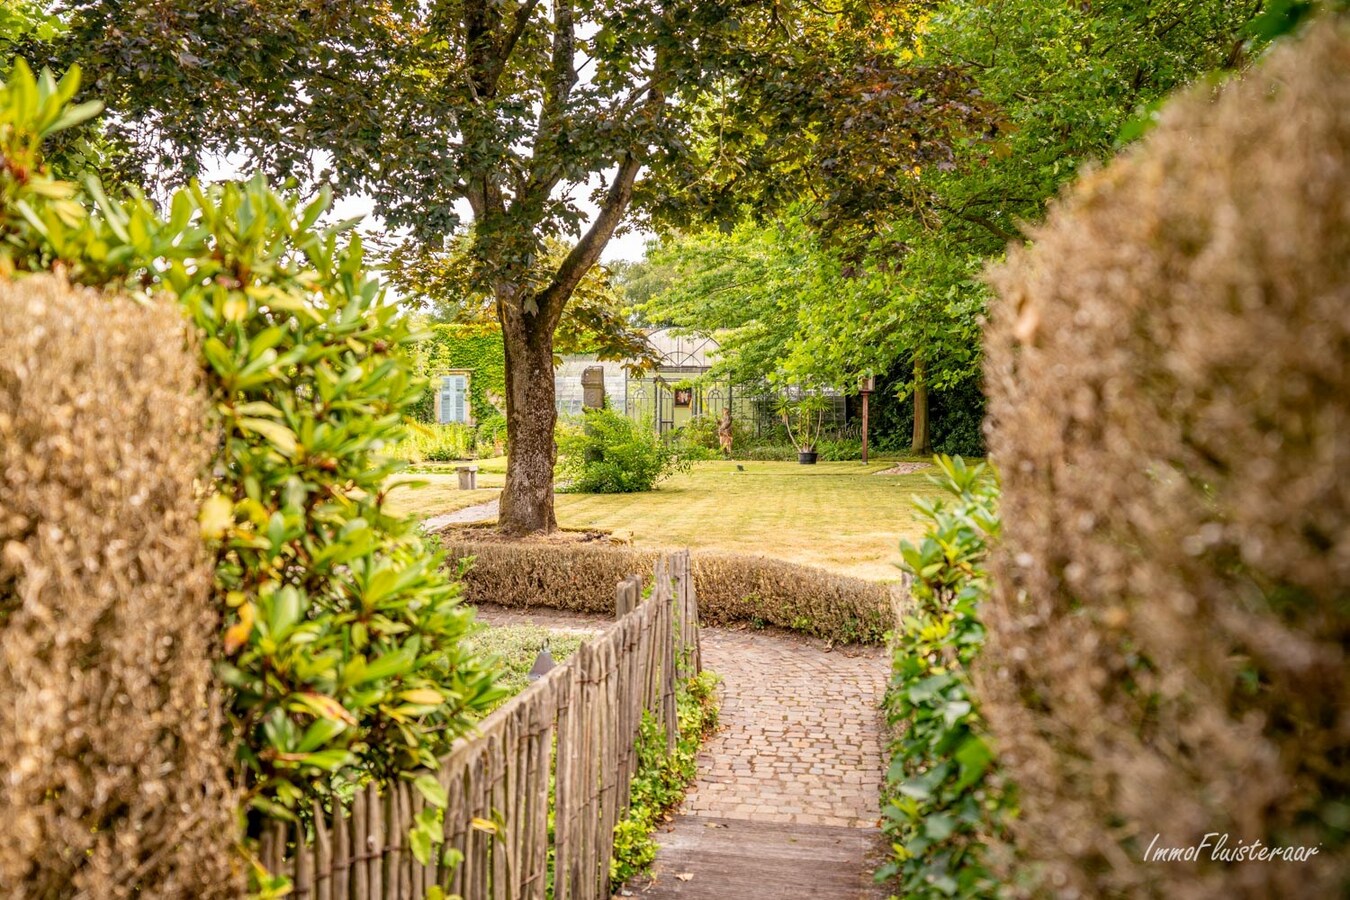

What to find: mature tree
left=55, top=0, right=771, bottom=533
left=652, top=0, right=1271, bottom=453
left=386, top=235, right=659, bottom=373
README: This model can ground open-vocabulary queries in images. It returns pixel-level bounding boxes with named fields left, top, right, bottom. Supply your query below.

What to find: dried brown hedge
left=983, top=19, right=1350, bottom=899
left=444, top=541, right=894, bottom=644
left=0, top=277, right=244, bottom=897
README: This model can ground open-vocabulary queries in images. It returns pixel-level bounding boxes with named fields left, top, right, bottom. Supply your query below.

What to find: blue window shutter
left=439, top=377, right=453, bottom=424
left=453, top=375, right=467, bottom=423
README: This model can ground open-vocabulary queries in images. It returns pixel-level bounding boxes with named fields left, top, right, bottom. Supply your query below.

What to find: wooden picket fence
left=257, top=550, right=702, bottom=900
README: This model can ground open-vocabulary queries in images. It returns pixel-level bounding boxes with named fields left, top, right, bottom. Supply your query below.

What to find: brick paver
left=683, top=627, right=886, bottom=829
left=472, top=602, right=891, bottom=898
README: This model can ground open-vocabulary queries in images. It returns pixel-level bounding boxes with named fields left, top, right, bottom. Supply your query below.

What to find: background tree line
left=5, top=0, right=1305, bottom=526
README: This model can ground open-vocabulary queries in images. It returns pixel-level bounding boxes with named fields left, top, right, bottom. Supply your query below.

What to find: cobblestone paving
left=683, top=627, right=887, bottom=829
left=473, top=603, right=891, bottom=895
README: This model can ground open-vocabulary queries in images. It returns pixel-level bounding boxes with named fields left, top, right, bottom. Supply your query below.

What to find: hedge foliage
left=444, top=541, right=894, bottom=645
left=879, top=457, right=1015, bottom=899
left=983, top=19, right=1350, bottom=898
left=0, top=277, right=244, bottom=895
left=2, top=58, right=501, bottom=869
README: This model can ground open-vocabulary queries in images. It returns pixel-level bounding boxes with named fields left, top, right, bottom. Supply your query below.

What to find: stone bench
left=456, top=465, right=478, bottom=490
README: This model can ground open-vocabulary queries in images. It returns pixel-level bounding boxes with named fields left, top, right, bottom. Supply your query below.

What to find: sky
left=331, top=189, right=654, bottom=264
left=206, top=153, right=654, bottom=266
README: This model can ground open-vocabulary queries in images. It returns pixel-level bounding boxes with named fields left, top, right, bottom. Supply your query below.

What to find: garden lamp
left=528, top=640, right=556, bottom=682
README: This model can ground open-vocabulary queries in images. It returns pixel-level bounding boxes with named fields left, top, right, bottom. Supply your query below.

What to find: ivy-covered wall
left=408, top=323, right=507, bottom=423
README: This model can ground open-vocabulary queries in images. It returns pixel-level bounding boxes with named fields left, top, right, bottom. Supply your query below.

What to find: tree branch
left=951, top=209, right=1019, bottom=243
left=535, top=151, right=644, bottom=328
left=524, top=0, right=578, bottom=202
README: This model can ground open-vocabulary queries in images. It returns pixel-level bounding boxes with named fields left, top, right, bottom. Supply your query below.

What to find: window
left=436, top=373, right=470, bottom=424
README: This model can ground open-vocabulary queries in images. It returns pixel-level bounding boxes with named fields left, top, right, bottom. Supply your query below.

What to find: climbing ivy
left=408, top=324, right=506, bottom=424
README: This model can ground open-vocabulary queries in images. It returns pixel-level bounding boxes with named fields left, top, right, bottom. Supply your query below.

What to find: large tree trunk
left=488, top=153, right=646, bottom=535
left=497, top=288, right=559, bottom=535
left=911, top=357, right=932, bottom=456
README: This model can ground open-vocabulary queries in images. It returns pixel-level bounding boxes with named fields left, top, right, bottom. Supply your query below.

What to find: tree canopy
left=24, top=0, right=1290, bottom=487
left=638, top=0, right=1271, bottom=451
left=53, top=0, right=801, bottom=533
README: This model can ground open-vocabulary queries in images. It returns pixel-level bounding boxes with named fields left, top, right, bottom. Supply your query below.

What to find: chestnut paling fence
left=257, top=551, right=703, bottom=900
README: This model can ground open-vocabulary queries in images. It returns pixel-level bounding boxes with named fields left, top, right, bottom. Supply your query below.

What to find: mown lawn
left=555, top=459, right=940, bottom=581
left=387, top=456, right=941, bottom=580
left=383, top=466, right=504, bottom=520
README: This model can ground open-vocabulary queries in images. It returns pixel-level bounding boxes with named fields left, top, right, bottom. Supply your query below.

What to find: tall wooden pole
left=859, top=374, right=874, bottom=465
left=861, top=390, right=870, bottom=464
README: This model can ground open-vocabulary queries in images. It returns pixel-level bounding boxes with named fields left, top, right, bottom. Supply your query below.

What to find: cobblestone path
left=472, top=604, right=891, bottom=899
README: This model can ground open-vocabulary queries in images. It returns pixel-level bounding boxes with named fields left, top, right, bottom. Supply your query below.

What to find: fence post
left=279, top=550, right=707, bottom=900
left=615, top=573, right=641, bottom=619
left=670, top=550, right=702, bottom=678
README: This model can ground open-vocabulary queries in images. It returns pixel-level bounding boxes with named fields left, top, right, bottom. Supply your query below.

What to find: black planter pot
left=798, top=450, right=818, bottom=465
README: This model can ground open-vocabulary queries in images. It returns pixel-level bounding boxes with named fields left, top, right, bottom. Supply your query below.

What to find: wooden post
left=295, top=828, right=313, bottom=898
left=312, top=801, right=332, bottom=900
left=861, top=390, right=870, bottom=464
left=859, top=374, right=874, bottom=466
left=335, top=806, right=351, bottom=900
left=615, top=573, right=641, bottom=619
left=367, top=784, right=384, bottom=900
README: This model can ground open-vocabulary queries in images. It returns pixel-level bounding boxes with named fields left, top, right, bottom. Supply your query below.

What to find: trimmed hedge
left=443, top=541, right=896, bottom=644
left=0, top=277, right=243, bottom=896
left=982, top=19, right=1350, bottom=899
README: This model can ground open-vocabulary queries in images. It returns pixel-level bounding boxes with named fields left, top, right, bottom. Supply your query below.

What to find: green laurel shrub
left=557, top=406, right=690, bottom=492
left=878, top=456, right=1016, bottom=899
left=1, top=60, right=501, bottom=831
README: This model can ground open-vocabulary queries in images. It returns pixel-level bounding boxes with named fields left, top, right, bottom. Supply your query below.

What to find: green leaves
left=0, top=69, right=503, bottom=850
left=879, top=456, right=1011, bottom=899
left=412, top=773, right=448, bottom=809
left=557, top=406, right=691, bottom=493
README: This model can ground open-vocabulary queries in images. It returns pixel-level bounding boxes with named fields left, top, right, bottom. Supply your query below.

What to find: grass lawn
left=383, top=467, right=504, bottom=519
left=387, top=456, right=942, bottom=580
left=556, top=459, right=940, bottom=582
left=464, top=622, right=584, bottom=714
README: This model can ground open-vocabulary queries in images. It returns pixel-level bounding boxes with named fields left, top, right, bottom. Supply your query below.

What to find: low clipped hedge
left=443, top=541, right=896, bottom=645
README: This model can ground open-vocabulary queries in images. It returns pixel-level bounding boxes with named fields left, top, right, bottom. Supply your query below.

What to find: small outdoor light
left=527, top=639, right=556, bottom=682
left=859, top=374, right=876, bottom=465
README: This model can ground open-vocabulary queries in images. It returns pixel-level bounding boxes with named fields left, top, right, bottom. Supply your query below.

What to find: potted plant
left=778, top=389, right=828, bottom=464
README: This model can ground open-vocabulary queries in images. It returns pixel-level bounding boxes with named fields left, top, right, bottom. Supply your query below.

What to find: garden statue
left=718, top=408, right=734, bottom=457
